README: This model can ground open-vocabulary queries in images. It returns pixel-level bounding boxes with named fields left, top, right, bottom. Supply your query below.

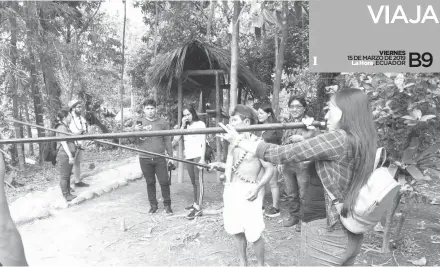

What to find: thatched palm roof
left=146, top=39, right=268, bottom=98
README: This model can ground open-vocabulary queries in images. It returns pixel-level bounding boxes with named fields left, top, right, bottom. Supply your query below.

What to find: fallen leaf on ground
left=408, top=257, right=427, bottom=266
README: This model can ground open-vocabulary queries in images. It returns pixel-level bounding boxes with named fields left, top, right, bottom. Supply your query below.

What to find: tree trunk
left=223, top=86, right=230, bottom=161
left=119, top=0, right=127, bottom=146
left=206, top=0, right=216, bottom=42
left=9, top=1, right=25, bottom=171
left=38, top=4, right=62, bottom=126
left=19, top=106, right=26, bottom=157
left=23, top=100, right=34, bottom=156
left=237, top=87, right=242, bottom=104
left=294, top=1, right=303, bottom=68
left=230, top=1, right=240, bottom=114
left=152, top=1, right=159, bottom=102
left=25, top=1, right=45, bottom=162
left=69, top=37, right=78, bottom=101
left=272, top=1, right=288, bottom=117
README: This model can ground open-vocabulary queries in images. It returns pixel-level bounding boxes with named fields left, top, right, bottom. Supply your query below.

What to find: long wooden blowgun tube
left=2, top=118, right=225, bottom=172
left=0, top=120, right=326, bottom=145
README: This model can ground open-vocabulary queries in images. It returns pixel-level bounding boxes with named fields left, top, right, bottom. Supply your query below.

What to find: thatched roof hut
left=146, top=39, right=268, bottom=98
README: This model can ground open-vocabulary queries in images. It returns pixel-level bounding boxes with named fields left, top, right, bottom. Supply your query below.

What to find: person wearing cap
left=67, top=99, right=90, bottom=189
left=207, top=104, right=274, bottom=267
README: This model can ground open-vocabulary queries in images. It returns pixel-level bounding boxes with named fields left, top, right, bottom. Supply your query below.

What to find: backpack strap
left=374, top=147, right=386, bottom=170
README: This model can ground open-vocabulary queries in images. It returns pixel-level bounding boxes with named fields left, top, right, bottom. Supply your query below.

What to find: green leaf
left=401, top=115, right=416, bottom=120
left=406, top=165, right=427, bottom=181
left=419, top=158, right=440, bottom=169
left=416, top=142, right=440, bottom=161
left=420, top=115, right=436, bottom=122
left=404, top=83, right=415, bottom=89
left=424, top=168, right=440, bottom=179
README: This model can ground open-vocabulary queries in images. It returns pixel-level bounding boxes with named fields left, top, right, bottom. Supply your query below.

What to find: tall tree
left=120, top=0, right=127, bottom=140
left=9, top=1, right=25, bottom=170
left=206, top=0, right=216, bottom=41
left=38, top=3, right=63, bottom=125
left=230, top=1, right=241, bottom=114
left=272, top=1, right=288, bottom=116
left=24, top=1, right=45, bottom=162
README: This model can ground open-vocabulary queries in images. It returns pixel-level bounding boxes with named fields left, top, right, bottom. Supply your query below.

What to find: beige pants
left=70, top=149, right=84, bottom=185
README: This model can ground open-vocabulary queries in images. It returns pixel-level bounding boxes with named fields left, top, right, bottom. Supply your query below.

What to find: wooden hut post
left=178, top=77, right=184, bottom=183
left=215, top=71, right=221, bottom=182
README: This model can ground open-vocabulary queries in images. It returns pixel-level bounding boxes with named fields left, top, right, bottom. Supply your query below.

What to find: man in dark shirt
left=134, top=99, right=174, bottom=215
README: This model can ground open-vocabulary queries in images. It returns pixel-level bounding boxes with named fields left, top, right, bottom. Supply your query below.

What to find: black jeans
left=58, top=152, right=73, bottom=196
left=139, top=157, right=171, bottom=207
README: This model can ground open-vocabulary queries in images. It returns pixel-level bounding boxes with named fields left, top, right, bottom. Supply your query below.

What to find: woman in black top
left=256, top=103, right=283, bottom=217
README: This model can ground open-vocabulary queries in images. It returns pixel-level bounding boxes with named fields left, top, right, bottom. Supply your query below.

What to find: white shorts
left=223, top=182, right=265, bottom=242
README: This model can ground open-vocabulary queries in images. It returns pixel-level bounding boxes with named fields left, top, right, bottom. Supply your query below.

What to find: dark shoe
left=164, top=206, right=174, bottom=215
left=149, top=206, right=158, bottom=214
left=185, top=204, right=195, bottom=210
left=283, top=216, right=300, bottom=227
left=186, top=208, right=202, bottom=220
left=265, top=207, right=281, bottom=218
left=64, top=193, right=77, bottom=202
left=75, top=182, right=90, bottom=187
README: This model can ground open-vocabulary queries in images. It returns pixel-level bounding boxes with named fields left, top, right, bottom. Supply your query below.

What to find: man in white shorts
left=209, top=105, right=274, bottom=266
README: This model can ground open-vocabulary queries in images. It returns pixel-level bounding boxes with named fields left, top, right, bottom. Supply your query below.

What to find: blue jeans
left=300, top=219, right=364, bottom=266
left=283, top=163, right=309, bottom=219
left=139, top=157, right=171, bottom=207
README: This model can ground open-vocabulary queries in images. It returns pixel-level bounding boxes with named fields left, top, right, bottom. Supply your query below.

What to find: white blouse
left=183, top=120, right=206, bottom=159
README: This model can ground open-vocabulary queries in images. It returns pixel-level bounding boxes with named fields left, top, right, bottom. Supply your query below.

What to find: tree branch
left=76, top=1, right=102, bottom=37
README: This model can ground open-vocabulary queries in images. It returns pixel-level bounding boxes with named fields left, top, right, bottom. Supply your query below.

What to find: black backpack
left=42, top=123, right=67, bottom=165
left=42, top=139, right=59, bottom=166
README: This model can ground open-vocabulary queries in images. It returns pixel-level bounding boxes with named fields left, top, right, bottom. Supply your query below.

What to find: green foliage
left=338, top=73, right=440, bottom=162
left=395, top=137, right=440, bottom=181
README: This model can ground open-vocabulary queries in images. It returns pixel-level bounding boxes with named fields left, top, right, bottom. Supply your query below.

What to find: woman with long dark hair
left=256, top=102, right=283, bottom=217
left=218, top=88, right=377, bottom=266
left=173, top=106, right=206, bottom=219
left=55, top=109, right=77, bottom=202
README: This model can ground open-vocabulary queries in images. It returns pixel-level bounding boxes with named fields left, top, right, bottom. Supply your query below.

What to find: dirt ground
left=17, top=171, right=302, bottom=266
left=8, top=150, right=440, bottom=266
